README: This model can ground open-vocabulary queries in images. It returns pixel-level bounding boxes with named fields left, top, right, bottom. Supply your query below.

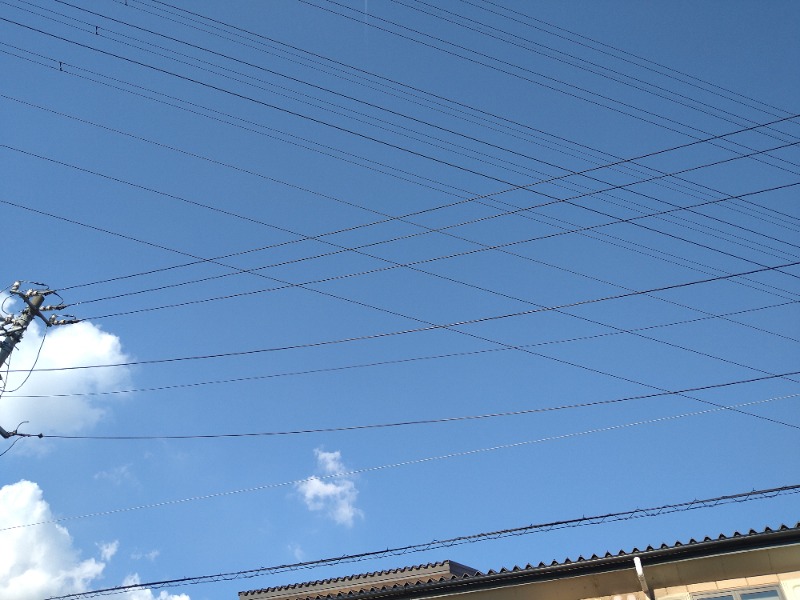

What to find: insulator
left=41, top=304, right=67, bottom=312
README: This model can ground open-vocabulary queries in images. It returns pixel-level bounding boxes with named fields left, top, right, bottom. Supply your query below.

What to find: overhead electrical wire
left=6, top=0, right=800, bottom=235
left=0, top=51, right=792, bottom=296
left=16, top=0, right=621, bottom=185
left=1, top=192, right=796, bottom=430
left=1, top=326, right=47, bottom=394
left=469, top=0, right=794, bottom=117
left=127, top=0, right=790, bottom=221
left=139, top=0, right=797, bottom=137
left=0, top=44, right=475, bottom=199
left=4, top=118, right=799, bottom=311
left=7, top=200, right=798, bottom=435
left=3, top=1, right=797, bottom=435
left=3, top=101, right=796, bottom=418
left=297, top=0, right=800, bottom=177
left=3, top=299, right=798, bottom=401
left=3, top=80, right=796, bottom=314
left=7, top=134, right=795, bottom=290
left=391, top=0, right=798, bottom=146
left=1, top=38, right=792, bottom=284
left=2, top=60, right=793, bottom=247
left=17, top=387, right=800, bottom=441
left=118, top=0, right=800, bottom=231
left=57, top=177, right=800, bottom=319
left=4, top=3, right=792, bottom=572
left=0, top=436, right=25, bottom=457
left=5, top=401, right=799, bottom=538
left=1, top=5, right=792, bottom=239
left=8, top=259, right=800, bottom=375
left=4, top=177, right=800, bottom=417
left=7, top=209, right=796, bottom=437
left=9, top=0, right=568, bottom=184
left=40, top=481, right=800, bottom=599
left=140, top=0, right=793, bottom=132
left=1, top=13, right=593, bottom=190
left=7, top=177, right=800, bottom=414
left=12, top=0, right=800, bottom=246
left=30, top=0, right=800, bottom=222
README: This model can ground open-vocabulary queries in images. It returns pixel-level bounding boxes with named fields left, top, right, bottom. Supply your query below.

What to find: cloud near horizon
left=0, top=480, right=189, bottom=600
left=296, top=449, right=363, bottom=527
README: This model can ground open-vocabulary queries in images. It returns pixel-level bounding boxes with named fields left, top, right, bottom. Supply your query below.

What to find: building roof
left=239, top=523, right=800, bottom=600
left=241, top=561, right=480, bottom=600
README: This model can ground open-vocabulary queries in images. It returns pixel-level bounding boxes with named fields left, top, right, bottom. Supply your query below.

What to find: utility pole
left=0, top=281, right=77, bottom=439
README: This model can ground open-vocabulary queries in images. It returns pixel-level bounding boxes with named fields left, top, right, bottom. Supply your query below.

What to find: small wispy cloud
left=94, top=464, right=137, bottom=487
left=287, top=543, right=305, bottom=561
left=295, top=449, right=363, bottom=527
left=131, top=550, right=160, bottom=562
left=120, top=573, right=190, bottom=600
left=98, top=541, right=119, bottom=562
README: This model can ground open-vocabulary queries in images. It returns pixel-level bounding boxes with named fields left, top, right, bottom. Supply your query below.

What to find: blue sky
left=1, top=1, right=799, bottom=599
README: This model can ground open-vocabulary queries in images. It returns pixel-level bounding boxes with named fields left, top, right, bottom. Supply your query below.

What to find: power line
left=43, top=0, right=800, bottom=239
left=390, top=0, right=798, bottom=146
left=16, top=383, right=799, bottom=441
left=3, top=86, right=796, bottom=312
left=121, top=0, right=800, bottom=231
left=10, top=0, right=565, bottom=184
left=18, top=0, right=632, bottom=185
left=3, top=44, right=796, bottom=296
left=39, top=481, right=800, bottom=599
left=29, top=0, right=800, bottom=214
left=126, top=0, right=756, bottom=204
left=7, top=8, right=800, bottom=228
left=5, top=135, right=797, bottom=313
left=0, top=13, right=577, bottom=189
left=7, top=259, right=800, bottom=374
left=6, top=299, right=795, bottom=400
left=298, top=0, right=800, bottom=177
left=7, top=396, right=799, bottom=540
left=6, top=3, right=800, bottom=224
left=5, top=156, right=799, bottom=430
left=4, top=5, right=792, bottom=596
left=6, top=182, right=800, bottom=432
left=470, top=0, right=792, bottom=117
left=69, top=179, right=800, bottom=320
left=4, top=3, right=797, bottom=436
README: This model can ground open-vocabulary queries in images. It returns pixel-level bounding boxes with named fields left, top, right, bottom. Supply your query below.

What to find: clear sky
left=1, top=1, right=799, bottom=599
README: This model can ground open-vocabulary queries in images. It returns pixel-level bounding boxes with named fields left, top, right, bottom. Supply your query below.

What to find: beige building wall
left=579, top=573, right=800, bottom=600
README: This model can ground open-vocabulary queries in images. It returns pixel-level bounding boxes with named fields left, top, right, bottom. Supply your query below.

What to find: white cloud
left=316, top=449, right=346, bottom=474
left=98, top=540, right=119, bottom=562
left=120, top=574, right=190, bottom=600
left=0, top=480, right=189, bottom=600
left=0, top=480, right=105, bottom=599
left=296, top=449, right=363, bottom=527
left=0, top=306, right=132, bottom=436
